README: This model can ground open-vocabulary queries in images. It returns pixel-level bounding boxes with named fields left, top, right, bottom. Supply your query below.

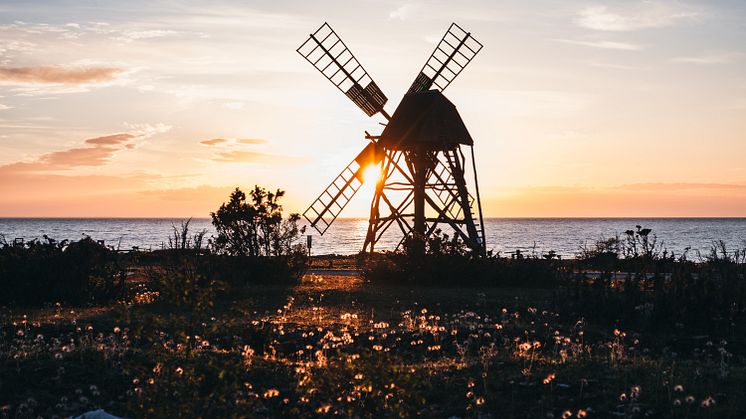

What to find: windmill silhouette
left=298, top=22, right=486, bottom=255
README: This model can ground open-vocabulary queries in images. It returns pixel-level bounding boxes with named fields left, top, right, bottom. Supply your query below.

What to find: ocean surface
left=2, top=218, right=745, bottom=259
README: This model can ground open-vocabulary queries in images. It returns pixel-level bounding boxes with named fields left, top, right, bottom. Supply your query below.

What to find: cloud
left=576, top=2, right=699, bottom=31
left=0, top=103, right=12, bottom=110
left=213, top=150, right=271, bottom=162
left=84, top=133, right=135, bottom=146
left=2, top=124, right=170, bottom=173
left=671, top=53, right=741, bottom=65
left=200, top=137, right=267, bottom=147
left=197, top=137, right=300, bottom=164
left=0, top=65, right=123, bottom=84
left=199, top=137, right=272, bottom=162
left=200, top=138, right=227, bottom=146
left=237, top=138, right=266, bottom=145
left=389, top=4, right=421, bottom=20
left=554, top=39, right=642, bottom=51
left=114, top=29, right=178, bottom=42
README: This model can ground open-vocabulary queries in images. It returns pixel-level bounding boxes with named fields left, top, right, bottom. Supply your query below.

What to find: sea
left=1, top=218, right=745, bottom=259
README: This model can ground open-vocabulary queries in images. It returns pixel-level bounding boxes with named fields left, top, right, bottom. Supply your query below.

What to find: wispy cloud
left=389, top=4, right=421, bottom=20
left=200, top=138, right=227, bottom=146
left=200, top=138, right=266, bottom=147
left=0, top=103, right=12, bottom=110
left=0, top=65, right=123, bottom=84
left=576, top=2, right=699, bottom=31
left=2, top=123, right=170, bottom=172
left=212, top=149, right=272, bottom=163
left=555, top=39, right=643, bottom=51
left=671, top=53, right=741, bottom=65
left=200, top=137, right=271, bottom=162
left=114, top=29, right=178, bottom=42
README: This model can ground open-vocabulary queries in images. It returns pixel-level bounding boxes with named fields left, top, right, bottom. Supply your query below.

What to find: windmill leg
left=411, top=149, right=428, bottom=255
left=448, top=147, right=482, bottom=253
left=363, top=157, right=388, bottom=253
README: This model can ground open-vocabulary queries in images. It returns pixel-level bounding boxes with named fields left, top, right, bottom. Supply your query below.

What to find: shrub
left=0, top=236, right=127, bottom=306
left=210, top=186, right=306, bottom=258
left=363, top=230, right=562, bottom=287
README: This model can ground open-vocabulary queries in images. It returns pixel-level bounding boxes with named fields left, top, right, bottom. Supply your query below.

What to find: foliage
left=0, top=236, right=128, bottom=306
left=210, top=186, right=306, bottom=258
left=566, top=227, right=746, bottom=332
left=363, top=229, right=562, bottom=287
left=144, top=219, right=223, bottom=319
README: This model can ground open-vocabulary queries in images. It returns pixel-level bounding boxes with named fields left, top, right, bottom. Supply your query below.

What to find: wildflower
left=562, top=411, right=572, bottom=419
left=674, top=384, right=684, bottom=393
left=701, top=396, right=715, bottom=407
left=175, top=367, right=184, bottom=376
left=685, top=395, right=695, bottom=404
left=673, top=399, right=681, bottom=406
left=577, top=409, right=587, bottom=418
left=113, top=326, right=121, bottom=334
left=543, top=373, right=556, bottom=385
left=354, top=373, right=364, bottom=380
left=619, top=393, right=627, bottom=402
left=263, top=388, right=280, bottom=398
left=476, top=396, right=485, bottom=406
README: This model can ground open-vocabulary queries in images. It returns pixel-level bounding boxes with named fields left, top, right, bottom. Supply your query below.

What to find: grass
left=2, top=264, right=745, bottom=418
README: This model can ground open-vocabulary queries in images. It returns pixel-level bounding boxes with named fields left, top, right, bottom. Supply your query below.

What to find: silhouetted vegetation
left=211, top=186, right=305, bottom=258
left=564, top=227, right=746, bottom=333
left=363, top=229, right=563, bottom=287
left=0, top=235, right=128, bottom=306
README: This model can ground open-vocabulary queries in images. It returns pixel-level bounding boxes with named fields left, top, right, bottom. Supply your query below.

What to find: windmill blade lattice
left=297, top=23, right=388, bottom=117
left=407, top=23, right=483, bottom=94
left=303, top=142, right=382, bottom=235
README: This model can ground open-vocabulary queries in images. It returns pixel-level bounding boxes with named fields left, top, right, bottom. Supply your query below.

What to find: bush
left=363, top=230, right=563, bottom=287
left=210, top=186, right=306, bottom=258
left=0, top=236, right=127, bottom=306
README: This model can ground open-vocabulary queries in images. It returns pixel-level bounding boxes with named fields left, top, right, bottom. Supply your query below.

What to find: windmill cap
left=379, top=90, right=473, bottom=149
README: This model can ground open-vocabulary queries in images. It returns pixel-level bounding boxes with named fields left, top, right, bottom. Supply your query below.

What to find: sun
left=362, top=163, right=382, bottom=183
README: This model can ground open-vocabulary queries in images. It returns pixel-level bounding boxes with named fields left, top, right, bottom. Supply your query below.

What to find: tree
left=210, top=186, right=305, bottom=257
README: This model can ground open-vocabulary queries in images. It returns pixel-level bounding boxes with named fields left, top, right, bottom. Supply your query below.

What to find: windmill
left=298, top=22, right=486, bottom=255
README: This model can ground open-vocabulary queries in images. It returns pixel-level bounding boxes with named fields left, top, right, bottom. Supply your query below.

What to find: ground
left=1, top=259, right=744, bottom=418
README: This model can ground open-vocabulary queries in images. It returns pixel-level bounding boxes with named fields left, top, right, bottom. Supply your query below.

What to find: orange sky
left=1, top=1, right=745, bottom=217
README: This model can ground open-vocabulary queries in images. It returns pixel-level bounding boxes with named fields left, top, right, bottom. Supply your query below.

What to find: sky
left=0, top=0, right=745, bottom=218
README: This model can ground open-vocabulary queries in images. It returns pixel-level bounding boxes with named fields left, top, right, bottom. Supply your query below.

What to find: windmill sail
left=303, top=142, right=382, bottom=235
left=298, top=23, right=388, bottom=117
left=407, top=23, right=483, bottom=94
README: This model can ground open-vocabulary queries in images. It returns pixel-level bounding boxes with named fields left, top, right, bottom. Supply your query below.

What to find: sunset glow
left=1, top=1, right=745, bottom=217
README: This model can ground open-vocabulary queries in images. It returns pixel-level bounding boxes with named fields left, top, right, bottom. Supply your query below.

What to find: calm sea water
left=1, top=218, right=744, bottom=258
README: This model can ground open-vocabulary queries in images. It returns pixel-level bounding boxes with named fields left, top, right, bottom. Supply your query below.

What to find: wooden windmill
left=298, top=22, right=486, bottom=254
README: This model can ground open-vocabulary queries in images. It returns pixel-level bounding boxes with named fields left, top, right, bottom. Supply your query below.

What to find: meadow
left=1, top=235, right=745, bottom=418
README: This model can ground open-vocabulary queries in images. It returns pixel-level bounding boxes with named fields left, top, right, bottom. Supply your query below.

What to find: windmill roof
left=379, top=90, right=473, bottom=149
